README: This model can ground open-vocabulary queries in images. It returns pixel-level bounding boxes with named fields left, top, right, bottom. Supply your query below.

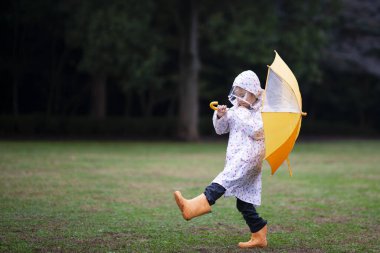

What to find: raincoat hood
left=232, top=70, right=263, bottom=98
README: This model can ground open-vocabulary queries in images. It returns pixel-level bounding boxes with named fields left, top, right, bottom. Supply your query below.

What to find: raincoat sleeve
left=236, top=109, right=264, bottom=140
left=250, top=96, right=265, bottom=140
left=212, top=111, right=230, bottom=135
left=249, top=116, right=264, bottom=140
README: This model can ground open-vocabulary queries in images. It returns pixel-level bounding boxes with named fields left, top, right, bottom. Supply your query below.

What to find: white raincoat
left=212, top=70, right=265, bottom=206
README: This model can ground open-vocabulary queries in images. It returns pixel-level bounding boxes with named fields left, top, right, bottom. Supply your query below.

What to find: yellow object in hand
left=209, top=101, right=218, bottom=111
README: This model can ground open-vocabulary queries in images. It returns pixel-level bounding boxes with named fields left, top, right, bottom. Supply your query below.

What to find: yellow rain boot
left=173, top=191, right=211, bottom=221
left=238, top=225, right=268, bottom=248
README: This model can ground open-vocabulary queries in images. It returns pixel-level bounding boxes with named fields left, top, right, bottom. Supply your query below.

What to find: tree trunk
left=178, top=0, right=200, bottom=141
left=91, top=73, right=107, bottom=119
left=12, top=0, right=20, bottom=117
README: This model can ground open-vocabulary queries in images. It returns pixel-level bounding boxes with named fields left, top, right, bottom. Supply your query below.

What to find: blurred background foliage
left=0, top=0, right=379, bottom=139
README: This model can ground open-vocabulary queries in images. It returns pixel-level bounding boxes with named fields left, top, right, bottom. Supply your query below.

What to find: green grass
left=0, top=140, right=379, bottom=252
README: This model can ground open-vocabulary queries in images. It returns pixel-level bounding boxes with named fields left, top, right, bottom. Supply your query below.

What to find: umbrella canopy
left=261, top=51, right=307, bottom=175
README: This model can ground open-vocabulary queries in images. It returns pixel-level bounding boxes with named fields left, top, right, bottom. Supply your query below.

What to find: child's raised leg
left=236, top=198, right=268, bottom=248
left=203, top=183, right=226, bottom=205
left=173, top=183, right=225, bottom=221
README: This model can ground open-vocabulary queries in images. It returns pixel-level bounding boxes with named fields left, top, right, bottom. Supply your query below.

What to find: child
left=174, top=70, right=268, bottom=249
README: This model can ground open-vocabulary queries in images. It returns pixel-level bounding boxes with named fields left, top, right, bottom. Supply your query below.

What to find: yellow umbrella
left=262, top=51, right=307, bottom=176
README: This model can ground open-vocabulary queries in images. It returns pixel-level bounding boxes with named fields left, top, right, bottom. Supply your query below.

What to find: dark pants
left=204, top=182, right=267, bottom=233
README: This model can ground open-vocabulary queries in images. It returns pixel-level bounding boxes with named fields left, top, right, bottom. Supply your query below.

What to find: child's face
left=234, top=87, right=257, bottom=108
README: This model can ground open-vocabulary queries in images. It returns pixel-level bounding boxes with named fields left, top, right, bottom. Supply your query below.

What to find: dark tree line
left=1, top=0, right=379, bottom=139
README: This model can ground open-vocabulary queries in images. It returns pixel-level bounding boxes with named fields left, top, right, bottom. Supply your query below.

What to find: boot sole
left=173, top=191, right=185, bottom=213
left=174, top=191, right=192, bottom=220
left=238, top=244, right=268, bottom=249
left=238, top=242, right=268, bottom=249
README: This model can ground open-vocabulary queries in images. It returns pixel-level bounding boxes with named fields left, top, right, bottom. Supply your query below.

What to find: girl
left=174, top=70, right=268, bottom=249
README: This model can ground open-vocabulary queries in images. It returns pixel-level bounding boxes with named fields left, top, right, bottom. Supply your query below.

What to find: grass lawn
left=0, top=140, right=379, bottom=252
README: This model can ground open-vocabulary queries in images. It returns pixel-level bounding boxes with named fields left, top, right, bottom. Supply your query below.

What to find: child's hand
left=217, top=105, right=227, bottom=118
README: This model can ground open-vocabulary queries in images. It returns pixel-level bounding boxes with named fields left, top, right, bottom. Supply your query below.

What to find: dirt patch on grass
left=79, top=231, right=149, bottom=245
left=268, top=224, right=294, bottom=233
left=190, top=223, right=295, bottom=236
left=314, top=214, right=351, bottom=224
left=79, top=204, right=113, bottom=213
left=15, top=228, right=148, bottom=252
left=274, top=249, right=324, bottom=253
left=342, top=222, right=380, bottom=246
left=190, top=222, right=246, bottom=235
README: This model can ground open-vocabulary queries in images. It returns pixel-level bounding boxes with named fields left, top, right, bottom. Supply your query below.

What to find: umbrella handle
left=210, top=101, right=230, bottom=112
left=301, top=112, right=307, bottom=117
left=209, top=101, right=218, bottom=111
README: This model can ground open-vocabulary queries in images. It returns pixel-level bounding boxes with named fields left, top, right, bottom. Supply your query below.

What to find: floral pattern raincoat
left=212, top=70, right=265, bottom=206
